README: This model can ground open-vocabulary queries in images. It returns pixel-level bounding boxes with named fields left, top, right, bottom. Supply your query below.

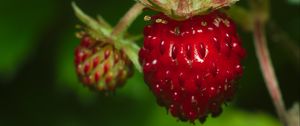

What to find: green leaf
left=119, top=39, right=142, bottom=72
left=96, top=15, right=112, bottom=29
left=71, top=2, right=112, bottom=39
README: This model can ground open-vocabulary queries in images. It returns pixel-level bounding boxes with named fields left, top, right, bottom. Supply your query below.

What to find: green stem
left=253, top=19, right=288, bottom=126
left=111, top=3, right=144, bottom=36
left=110, top=2, right=144, bottom=72
left=250, top=0, right=288, bottom=125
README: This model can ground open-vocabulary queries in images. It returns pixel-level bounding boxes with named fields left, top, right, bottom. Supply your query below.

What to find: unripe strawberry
left=75, top=34, right=133, bottom=92
left=139, top=11, right=245, bottom=122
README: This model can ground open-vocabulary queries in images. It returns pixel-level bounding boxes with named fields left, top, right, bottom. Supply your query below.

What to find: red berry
left=75, top=34, right=133, bottom=92
left=139, top=11, right=245, bottom=122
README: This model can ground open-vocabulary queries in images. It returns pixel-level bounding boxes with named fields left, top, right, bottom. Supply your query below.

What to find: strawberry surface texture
left=139, top=11, right=246, bottom=122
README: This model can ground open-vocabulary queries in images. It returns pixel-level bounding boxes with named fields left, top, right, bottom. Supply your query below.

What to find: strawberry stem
left=251, top=0, right=288, bottom=125
left=253, top=15, right=288, bottom=126
left=110, top=2, right=144, bottom=72
left=111, top=3, right=144, bottom=36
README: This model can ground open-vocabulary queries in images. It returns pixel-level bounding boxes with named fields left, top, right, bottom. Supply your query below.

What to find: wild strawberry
left=75, top=34, right=133, bottom=92
left=139, top=11, right=245, bottom=122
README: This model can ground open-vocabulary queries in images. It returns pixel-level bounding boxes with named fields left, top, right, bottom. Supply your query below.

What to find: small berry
left=139, top=11, right=245, bottom=122
left=75, top=34, right=133, bottom=92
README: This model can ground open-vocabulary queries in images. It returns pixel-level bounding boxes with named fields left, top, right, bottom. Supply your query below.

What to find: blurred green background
left=0, top=0, right=299, bottom=126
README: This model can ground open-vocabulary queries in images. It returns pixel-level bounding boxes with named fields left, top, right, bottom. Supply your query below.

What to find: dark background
left=0, top=0, right=299, bottom=126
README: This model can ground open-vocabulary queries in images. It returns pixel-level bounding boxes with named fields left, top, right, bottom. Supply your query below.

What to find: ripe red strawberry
left=75, top=34, right=133, bottom=92
left=139, top=11, right=245, bottom=122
